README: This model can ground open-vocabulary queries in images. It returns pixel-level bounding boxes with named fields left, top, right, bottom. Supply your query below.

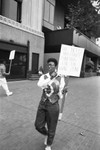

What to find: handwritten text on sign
left=58, top=44, right=84, bottom=77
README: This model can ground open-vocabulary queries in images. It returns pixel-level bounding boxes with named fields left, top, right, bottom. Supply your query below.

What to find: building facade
left=43, top=0, right=100, bottom=77
left=0, top=0, right=44, bottom=79
left=0, top=0, right=100, bottom=79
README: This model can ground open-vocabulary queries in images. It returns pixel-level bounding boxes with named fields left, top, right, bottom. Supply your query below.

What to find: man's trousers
left=0, top=78, right=10, bottom=94
left=35, top=99, right=59, bottom=146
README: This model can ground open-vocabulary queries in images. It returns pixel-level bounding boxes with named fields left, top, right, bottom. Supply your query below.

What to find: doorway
left=32, top=53, right=39, bottom=74
left=0, top=50, right=27, bottom=79
left=0, top=40, right=28, bottom=79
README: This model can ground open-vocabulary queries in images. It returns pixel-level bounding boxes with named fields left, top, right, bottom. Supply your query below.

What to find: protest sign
left=58, top=44, right=84, bottom=120
left=58, top=44, right=85, bottom=77
left=9, top=50, right=16, bottom=60
left=9, top=50, right=16, bottom=73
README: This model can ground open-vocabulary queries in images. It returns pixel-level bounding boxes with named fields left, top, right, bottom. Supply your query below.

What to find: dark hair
left=47, top=58, right=58, bottom=66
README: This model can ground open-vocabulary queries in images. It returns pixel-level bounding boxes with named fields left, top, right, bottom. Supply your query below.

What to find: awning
left=45, top=28, right=100, bottom=57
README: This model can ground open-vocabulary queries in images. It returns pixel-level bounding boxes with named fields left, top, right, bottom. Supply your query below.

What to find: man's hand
left=7, top=72, right=10, bottom=75
left=50, top=72, right=57, bottom=79
left=62, top=86, right=68, bottom=94
left=45, top=85, right=51, bottom=94
left=3, top=72, right=10, bottom=76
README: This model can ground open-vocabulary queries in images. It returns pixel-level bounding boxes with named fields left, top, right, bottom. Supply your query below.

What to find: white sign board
left=9, top=50, right=16, bottom=60
left=58, top=44, right=84, bottom=77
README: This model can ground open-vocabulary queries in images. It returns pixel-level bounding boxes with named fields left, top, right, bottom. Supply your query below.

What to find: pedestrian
left=0, top=61, right=13, bottom=96
left=35, top=58, right=68, bottom=150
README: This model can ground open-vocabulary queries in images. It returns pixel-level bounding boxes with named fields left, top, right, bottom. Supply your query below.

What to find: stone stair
left=28, top=74, right=39, bottom=80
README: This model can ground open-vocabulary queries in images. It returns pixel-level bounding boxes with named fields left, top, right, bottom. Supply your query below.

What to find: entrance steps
left=28, top=74, right=39, bottom=80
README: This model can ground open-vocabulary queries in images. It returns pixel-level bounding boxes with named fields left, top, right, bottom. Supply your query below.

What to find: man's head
left=47, top=58, right=58, bottom=74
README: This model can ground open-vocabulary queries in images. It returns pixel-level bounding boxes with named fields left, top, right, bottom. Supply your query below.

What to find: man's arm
left=37, top=74, right=50, bottom=89
left=3, top=72, right=10, bottom=76
left=62, top=76, right=69, bottom=94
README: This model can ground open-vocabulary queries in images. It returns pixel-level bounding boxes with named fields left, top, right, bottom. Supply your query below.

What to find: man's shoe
left=58, top=113, right=63, bottom=121
left=45, top=146, right=51, bottom=150
left=44, top=136, right=48, bottom=145
left=6, top=92, right=13, bottom=96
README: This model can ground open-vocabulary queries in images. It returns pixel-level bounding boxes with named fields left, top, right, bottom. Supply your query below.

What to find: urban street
left=0, top=76, right=100, bottom=150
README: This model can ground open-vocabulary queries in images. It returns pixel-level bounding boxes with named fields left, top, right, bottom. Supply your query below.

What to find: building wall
left=0, top=20, right=44, bottom=71
left=22, top=0, right=44, bottom=32
left=0, top=0, right=45, bottom=78
left=43, top=0, right=65, bottom=31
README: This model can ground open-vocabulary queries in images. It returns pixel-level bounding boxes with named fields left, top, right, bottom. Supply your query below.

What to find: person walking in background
left=35, top=58, right=68, bottom=150
left=0, top=61, right=13, bottom=96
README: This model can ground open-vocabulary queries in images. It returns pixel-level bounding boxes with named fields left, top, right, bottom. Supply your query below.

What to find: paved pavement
left=0, top=76, right=100, bottom=150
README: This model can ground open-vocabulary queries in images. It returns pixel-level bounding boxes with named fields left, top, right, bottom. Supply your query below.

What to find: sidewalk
left=0, top=77, right=100, bottom=150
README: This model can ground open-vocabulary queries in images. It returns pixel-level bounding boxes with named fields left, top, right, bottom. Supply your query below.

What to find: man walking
left=0, top=61, right=13, bottom=96
left=35, top=58, right=68, bottom=150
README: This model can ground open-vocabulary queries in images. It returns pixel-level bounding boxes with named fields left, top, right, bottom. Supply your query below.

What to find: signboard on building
left=58, top=44, right=84, bottom=77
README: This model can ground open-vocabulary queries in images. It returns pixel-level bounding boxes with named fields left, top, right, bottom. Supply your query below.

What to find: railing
left=0, top=15, right=44, bottom=37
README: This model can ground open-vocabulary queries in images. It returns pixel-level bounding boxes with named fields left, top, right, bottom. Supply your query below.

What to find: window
left=44, top=0, right=55, bottom=25
left=14, top=0, right=22, bottom=23
left=0, top=0, right=2, bottom=15
left=17, top=1, right=22, bottom=23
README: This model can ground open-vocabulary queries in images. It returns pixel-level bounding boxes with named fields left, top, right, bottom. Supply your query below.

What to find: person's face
left=48, top=61, right=56, bottom=73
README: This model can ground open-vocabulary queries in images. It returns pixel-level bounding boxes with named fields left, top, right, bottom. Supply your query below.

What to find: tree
left=65, top=0, right=100, bottom=38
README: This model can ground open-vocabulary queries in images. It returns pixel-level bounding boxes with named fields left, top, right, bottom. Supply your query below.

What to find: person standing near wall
left=0, top=61, right=13, bottom=96
left=35, top=58, right=68, bottom=150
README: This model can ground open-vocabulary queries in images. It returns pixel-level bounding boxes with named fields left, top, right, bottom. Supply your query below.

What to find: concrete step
left=28, top=74, right=39, bottom=80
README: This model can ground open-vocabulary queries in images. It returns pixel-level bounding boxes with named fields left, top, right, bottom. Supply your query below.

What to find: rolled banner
left=58, top=76, right=69, bottom=121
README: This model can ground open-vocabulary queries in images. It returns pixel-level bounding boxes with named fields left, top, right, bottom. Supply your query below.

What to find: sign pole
left=58, top=76, right=69, bottom=120
left=9, top=59, right=12, bottom=73
left=59, top=92, right=67, bottom=120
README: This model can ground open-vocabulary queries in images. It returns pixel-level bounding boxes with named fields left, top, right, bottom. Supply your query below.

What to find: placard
left=9, top=50, right=16, bottom=60
left=58, top=44, right=84, bottom=77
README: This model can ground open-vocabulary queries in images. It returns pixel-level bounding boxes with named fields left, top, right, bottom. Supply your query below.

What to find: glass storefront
left=0, top=50, right=27, bottom=79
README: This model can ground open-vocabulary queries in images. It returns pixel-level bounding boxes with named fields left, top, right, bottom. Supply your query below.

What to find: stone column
left=21, top=0, right=32, bottom=27
left=31, top=0, right=44, bottom=31
left=22, top=0, right=44, bottom=32
left=37, top=0, right=45, bottom=31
